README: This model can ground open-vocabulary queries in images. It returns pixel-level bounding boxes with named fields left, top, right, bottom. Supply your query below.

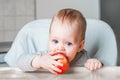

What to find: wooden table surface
left=0, top=67, right=120, bottom=80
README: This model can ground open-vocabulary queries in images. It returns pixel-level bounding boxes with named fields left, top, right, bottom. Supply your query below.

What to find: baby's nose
left=56, top=44, right=65, bottom=51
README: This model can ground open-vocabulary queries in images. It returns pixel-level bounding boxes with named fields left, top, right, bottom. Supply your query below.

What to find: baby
left=32, top=8, right=103, bottom=74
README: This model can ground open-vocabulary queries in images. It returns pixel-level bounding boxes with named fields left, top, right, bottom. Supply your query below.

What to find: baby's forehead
left=51, top=23, right=82, bottom=38
left=51, top=18, right=83, bottom=34
left=53, top=18, right=80, bottom=28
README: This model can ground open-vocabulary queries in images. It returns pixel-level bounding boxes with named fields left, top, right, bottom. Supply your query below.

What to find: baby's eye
left=52, top=39, right=58, bottom=44
left=66, top=42, right=72, bottom=46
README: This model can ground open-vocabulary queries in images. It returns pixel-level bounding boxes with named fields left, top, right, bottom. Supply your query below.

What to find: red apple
left=52, top=52, right=69, bottom=74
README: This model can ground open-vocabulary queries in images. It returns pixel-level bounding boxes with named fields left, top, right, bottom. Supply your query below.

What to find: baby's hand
left=32, top=54, right=63, bottom=74
left=84, top=59, right=103, bottom=71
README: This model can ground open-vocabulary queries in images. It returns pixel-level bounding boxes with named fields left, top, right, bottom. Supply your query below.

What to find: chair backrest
left=25, top=18, right=117, bottom=66
left=84, top=19, right=117, bottom=66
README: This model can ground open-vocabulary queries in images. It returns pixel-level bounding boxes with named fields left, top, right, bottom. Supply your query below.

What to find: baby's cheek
left=48, top=45, right=55, bottom=50
left=67, top=53, right=77, bottom=62
left=67, top=55, right=74, bottom=62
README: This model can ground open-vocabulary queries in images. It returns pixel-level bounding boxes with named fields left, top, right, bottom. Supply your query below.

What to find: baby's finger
left=50, top=65, right=62, bottom=73
left=98, top=62, right=102, bottom=69
left=85, top=62, right=92, bottom=70
left=49, top=69, right=58, bottom=74
left=94, top=62, right=99, bottom=70
left=89, top=62, right=95, bottom=71
left=52, top=60, right=63, bottom=67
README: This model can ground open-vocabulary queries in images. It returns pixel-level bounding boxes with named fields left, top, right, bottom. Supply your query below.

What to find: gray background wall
left=36, top=0, right=100, bottom=19
left=0, top=0, right=35, bottom=42
left=0, top=0, right=100, bottom=42
left=101, top=0, right=120, bottom=65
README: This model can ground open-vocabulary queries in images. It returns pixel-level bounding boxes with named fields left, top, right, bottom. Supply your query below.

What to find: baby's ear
left=78, top=40, right=85, bottom=52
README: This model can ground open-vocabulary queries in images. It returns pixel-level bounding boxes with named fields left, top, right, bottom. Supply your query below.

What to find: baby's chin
left=69, top=57, right=75, bottom=62
left=68, top=58, right=72, bottom=62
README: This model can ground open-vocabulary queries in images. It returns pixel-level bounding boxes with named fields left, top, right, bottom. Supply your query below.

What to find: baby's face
left=48, top=19, right=84, bottom=62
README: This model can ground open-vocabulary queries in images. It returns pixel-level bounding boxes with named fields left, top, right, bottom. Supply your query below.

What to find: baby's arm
left=31, top=53, right=63, bottom=74
left=84, top=59, right=103, bottom=71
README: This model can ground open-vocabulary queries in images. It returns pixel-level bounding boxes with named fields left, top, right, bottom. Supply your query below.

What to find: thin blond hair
left=50, top=8, right=86, bottom=40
